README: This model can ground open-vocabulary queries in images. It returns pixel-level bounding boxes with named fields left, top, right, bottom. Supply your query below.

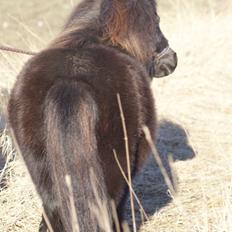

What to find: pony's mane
left=50, top=0, right=158, bottom=62
left=101, top=0, right=129, bottom=44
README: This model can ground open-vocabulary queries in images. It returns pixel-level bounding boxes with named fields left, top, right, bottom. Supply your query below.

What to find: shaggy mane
left=50, top=0, right=158, bottom=62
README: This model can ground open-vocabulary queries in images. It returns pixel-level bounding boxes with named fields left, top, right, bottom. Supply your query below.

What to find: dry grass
left=0, top=0, right=232, bottom=231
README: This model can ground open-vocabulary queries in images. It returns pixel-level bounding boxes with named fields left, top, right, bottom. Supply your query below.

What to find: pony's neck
left=49, top=1, right=103, bottom=49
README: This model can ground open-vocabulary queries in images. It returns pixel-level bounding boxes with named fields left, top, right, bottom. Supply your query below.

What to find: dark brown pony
left=8, top=0, right=177, bottom=231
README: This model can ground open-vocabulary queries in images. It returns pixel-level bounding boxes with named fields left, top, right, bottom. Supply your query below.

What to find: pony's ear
left=100, top=0, right=129, bottom=45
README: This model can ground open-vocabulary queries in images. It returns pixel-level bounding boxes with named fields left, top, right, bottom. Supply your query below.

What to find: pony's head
left=101, top=0, right=177, bottom=77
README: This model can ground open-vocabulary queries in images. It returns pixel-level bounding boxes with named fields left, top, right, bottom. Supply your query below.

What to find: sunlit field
left=0, top=0, right=232, bottom=231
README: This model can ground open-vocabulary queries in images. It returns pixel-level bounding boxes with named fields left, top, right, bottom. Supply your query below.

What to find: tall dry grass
left=140, top=0, right=232, bottom=231
left=0, top=0, right=232, bottom=231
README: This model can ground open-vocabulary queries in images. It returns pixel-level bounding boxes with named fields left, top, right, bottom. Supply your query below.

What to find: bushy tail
left=44, top=80, right=112, bottom=232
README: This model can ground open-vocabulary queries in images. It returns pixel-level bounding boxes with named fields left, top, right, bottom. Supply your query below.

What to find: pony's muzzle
left=152, top=47, right=177, bottom=78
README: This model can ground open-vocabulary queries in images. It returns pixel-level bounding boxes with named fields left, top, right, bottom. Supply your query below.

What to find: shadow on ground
left=125, top=119, right=196, bottom=228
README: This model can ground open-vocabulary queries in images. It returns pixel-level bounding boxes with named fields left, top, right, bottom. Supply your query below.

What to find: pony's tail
left=44, top=80, right=112, bottom=232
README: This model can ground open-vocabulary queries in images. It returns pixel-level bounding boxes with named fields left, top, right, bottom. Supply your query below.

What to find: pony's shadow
left=125, top=119, right=196, bottom=227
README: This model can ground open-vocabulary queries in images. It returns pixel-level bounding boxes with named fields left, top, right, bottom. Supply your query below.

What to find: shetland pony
left=8, top=0, right=177, bottom=231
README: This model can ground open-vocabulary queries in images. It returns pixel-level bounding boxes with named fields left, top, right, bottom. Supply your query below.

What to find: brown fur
left=8, top=0, right=176, bottom=231
left=101, top=0, right=129, bottom=43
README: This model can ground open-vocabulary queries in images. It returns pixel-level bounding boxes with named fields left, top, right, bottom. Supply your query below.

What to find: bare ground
left=0, top=0, right=232, bottom=231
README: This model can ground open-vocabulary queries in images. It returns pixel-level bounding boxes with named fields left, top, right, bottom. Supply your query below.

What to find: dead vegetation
left=0, top=0, right=232, bottom=231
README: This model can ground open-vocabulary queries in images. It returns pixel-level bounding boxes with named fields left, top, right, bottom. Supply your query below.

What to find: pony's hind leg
left=39, top=205, right=64, bottom=232
left=21, top=153, right=64, bottom=231
left=39, top=216, right=47, bottom=232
